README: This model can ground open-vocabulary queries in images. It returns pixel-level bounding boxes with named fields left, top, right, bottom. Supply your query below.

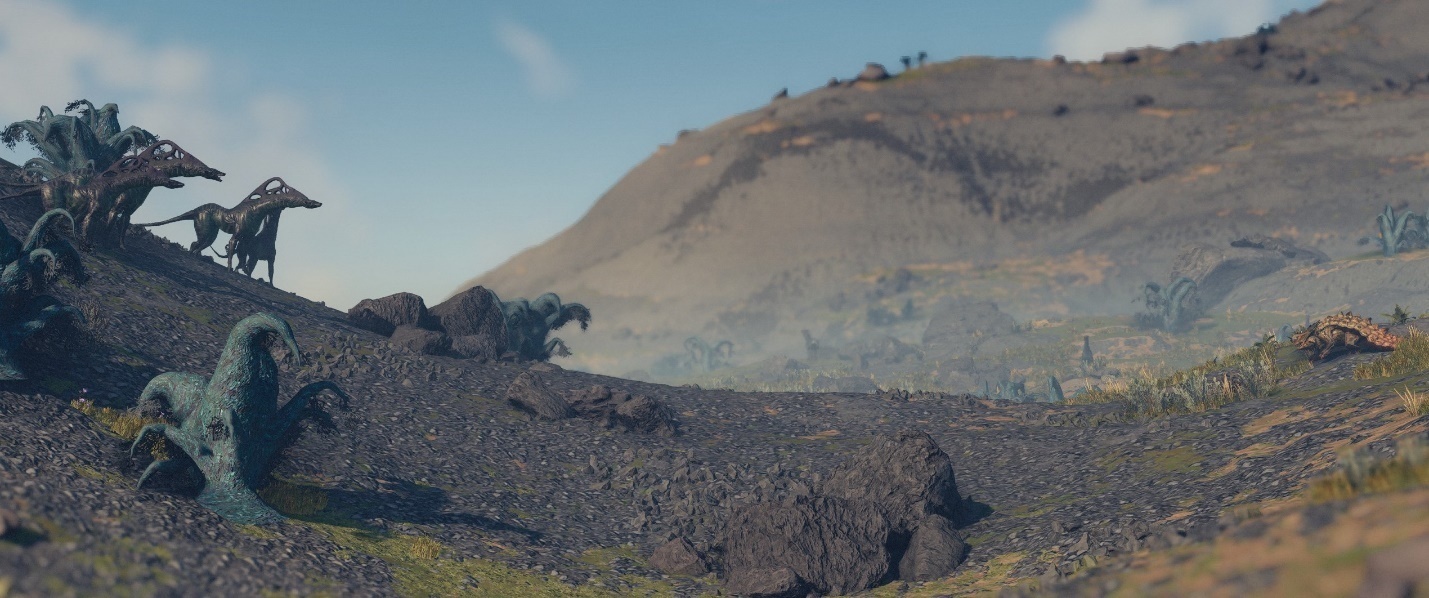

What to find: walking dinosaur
left=138, top=177, right=319, bottom=282
left=0, top=140, right=222, bottom=248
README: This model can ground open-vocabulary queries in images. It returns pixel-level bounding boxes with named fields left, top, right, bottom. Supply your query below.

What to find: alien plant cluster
left=0, top=209, right=86, bottom=380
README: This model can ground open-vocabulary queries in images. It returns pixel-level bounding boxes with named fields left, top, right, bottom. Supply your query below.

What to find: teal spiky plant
left=1140, top=277, right=1201, bottom=332
left=1370, top=205, right=1422, bottom=257
left=1048, top=375, right=1064, bottom=403
left=493, top=291, right=590, bottom=361
left=0, top=209, right=86, bottom=380
left=131, top=313, right=350, bottom=524
left=684, top=336, right=735, bottom=372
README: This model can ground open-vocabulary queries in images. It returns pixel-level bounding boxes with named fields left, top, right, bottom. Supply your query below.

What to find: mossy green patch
left=302, top=517, right=669, bottom=597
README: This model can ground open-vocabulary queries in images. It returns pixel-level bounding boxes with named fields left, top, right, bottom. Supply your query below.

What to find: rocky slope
left=460, top=0, right=1429, bottom=375
left=4, top=196, right=1429, bottom=595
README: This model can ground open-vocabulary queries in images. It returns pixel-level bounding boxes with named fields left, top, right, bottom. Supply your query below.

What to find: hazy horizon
left=0, top=0, right=1318, bottom=309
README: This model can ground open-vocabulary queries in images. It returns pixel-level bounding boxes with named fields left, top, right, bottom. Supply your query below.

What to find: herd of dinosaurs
left=0, top=99, right=321, bottom=284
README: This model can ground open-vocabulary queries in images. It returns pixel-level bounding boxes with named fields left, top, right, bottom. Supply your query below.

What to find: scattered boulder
left=1169, top=243, right=1287, bottom=309
left=714, top=431, right=967, bottom=595
left=565, top=385, right=678, bottom=436
left=347, top=292, right=433, bottom=336
left=821, top=430, right=963, bottom=532
left=449, top=333, right=505, bottom=361
left=504, top=371, right=573, bottom=420
left=429, top=285, right=506, bottom=338
left=896, top=514, right=967, bottom=582
left=721, top=495, right=892, bottom=595
left=856, top=63, right=890, bottom=82
left=388, top=324, right=450, bottom=355
left=725, top=567, right=808, bottom=598
left=649, top=537, right=708, bottom=577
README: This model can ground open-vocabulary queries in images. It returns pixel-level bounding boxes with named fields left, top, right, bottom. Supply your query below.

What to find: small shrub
left=1354, top=329, right=1429, bottom=380
left=1063, top=341, right=1286, bottom=418
left=408, top=536, right=443, bottom=560
left=1307, top=436, right=1429, bottom=502
left=1398, top=386, right=1429, bottom=417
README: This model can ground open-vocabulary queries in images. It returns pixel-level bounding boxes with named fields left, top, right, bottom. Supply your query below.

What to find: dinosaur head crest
left=146, top=140, right=225, bottom=182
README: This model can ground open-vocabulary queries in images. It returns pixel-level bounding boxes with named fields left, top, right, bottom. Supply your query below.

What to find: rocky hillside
left=4, top=191, right=1429, bottom=595
left=461, top=0, right=1429, bottom=375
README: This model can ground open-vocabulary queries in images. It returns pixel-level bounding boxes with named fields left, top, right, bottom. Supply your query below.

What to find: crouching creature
left=130, top=313, right=349, bottom=524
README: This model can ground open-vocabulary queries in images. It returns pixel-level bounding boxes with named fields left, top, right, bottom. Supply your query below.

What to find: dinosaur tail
left=209, top=245, right=232, bottom=259
left=135, top=207, right=203, bottom=228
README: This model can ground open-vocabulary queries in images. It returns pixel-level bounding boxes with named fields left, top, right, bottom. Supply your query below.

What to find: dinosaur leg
left=190, top=222, right=219, bottom=254
left=267, top=258, right=274, bottom=286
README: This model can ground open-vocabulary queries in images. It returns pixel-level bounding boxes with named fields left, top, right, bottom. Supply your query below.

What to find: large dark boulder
left=1169, top=243, right=1287, bottom=309
left=388, top=324, right=450, bottom=355
left=896, top=514, right=967, bottom=582
left=449, top=334, right=505, bottom=361
left=504, top=371, right=573, bottom=420
left=347, top=292, right=433, bottom=336
left=821, top=430, right=963, bottom=532
left=724, top=567, right=808, bottom=598
left=721, top=495, right=892, bottom=595
left=429, top=285, right=507, bottom=343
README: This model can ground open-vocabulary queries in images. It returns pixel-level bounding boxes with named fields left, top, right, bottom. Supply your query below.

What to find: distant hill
left=460, top=0, right=1429, bottom=374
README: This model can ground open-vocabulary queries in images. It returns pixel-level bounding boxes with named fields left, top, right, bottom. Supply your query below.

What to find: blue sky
left=0, top=0, right=1320, bottom=309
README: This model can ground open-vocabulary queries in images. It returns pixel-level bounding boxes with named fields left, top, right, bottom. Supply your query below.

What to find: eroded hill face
left=459, top=0, right=1429, bottom=376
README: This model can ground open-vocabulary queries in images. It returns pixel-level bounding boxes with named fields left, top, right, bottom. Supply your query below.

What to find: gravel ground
left=0, top=199, right=1423, bottom=597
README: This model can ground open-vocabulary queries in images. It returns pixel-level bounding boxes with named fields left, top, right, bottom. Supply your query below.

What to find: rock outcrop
left=347, top=292, right=433, bottom=336
left=347, top=286, right=508, bottom=360
left=715, top=430, right=967, bottom=594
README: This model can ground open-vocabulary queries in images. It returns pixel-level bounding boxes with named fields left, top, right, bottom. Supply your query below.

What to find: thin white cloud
left=494, top=19, right=576, bottom=98
left=0, top=0, right=371, bottom=308
left=1047, top=0, right=1278, bottom=61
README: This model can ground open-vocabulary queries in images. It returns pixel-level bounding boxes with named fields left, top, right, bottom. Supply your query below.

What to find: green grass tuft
left=1355, top=329, right=1429, bottom=380
left=1308, top=436, right=1429, bottom=502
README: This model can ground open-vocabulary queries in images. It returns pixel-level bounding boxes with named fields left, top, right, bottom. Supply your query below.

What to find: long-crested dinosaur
left=213, top=210, right=283, bottom=285
left=0, top=149, right=184, bottom=247
left=0, top=139, right=220, bottom=248
left=137, top=177, right=319, bottom=273
left=103, top=140, right=224, bottom=247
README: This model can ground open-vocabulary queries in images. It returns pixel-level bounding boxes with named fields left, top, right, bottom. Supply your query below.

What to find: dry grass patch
left=1308, top=436, right=1429, bottom=503
left=1398, top=386, right=1429, bottom=417
left=408, top=536, right=443, bottom=560
left=1354, top=329, right=1429, bottom=380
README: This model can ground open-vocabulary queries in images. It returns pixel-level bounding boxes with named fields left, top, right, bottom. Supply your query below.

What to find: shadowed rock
left=822, top=430, right=963, bottom=532
left=389, top=324, right=450, bottom=355
left=649, top=537, right=708, bottom=577
left=721, top=495, right=892, bottom=595
left=348, top=292, right=432, bottom=336
left=857, top=63, right=890, bottom=81
left=1169, top=243, right=1287, bottom=309
left=724, top=567, right=808, bottom=598
left=429, top=286, right=506, bottom=359
left=897, top=514, right=967, bottom=582
left=565, top=385, right=678, bottom=436
left=504, top=371, right=573, bottom=420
